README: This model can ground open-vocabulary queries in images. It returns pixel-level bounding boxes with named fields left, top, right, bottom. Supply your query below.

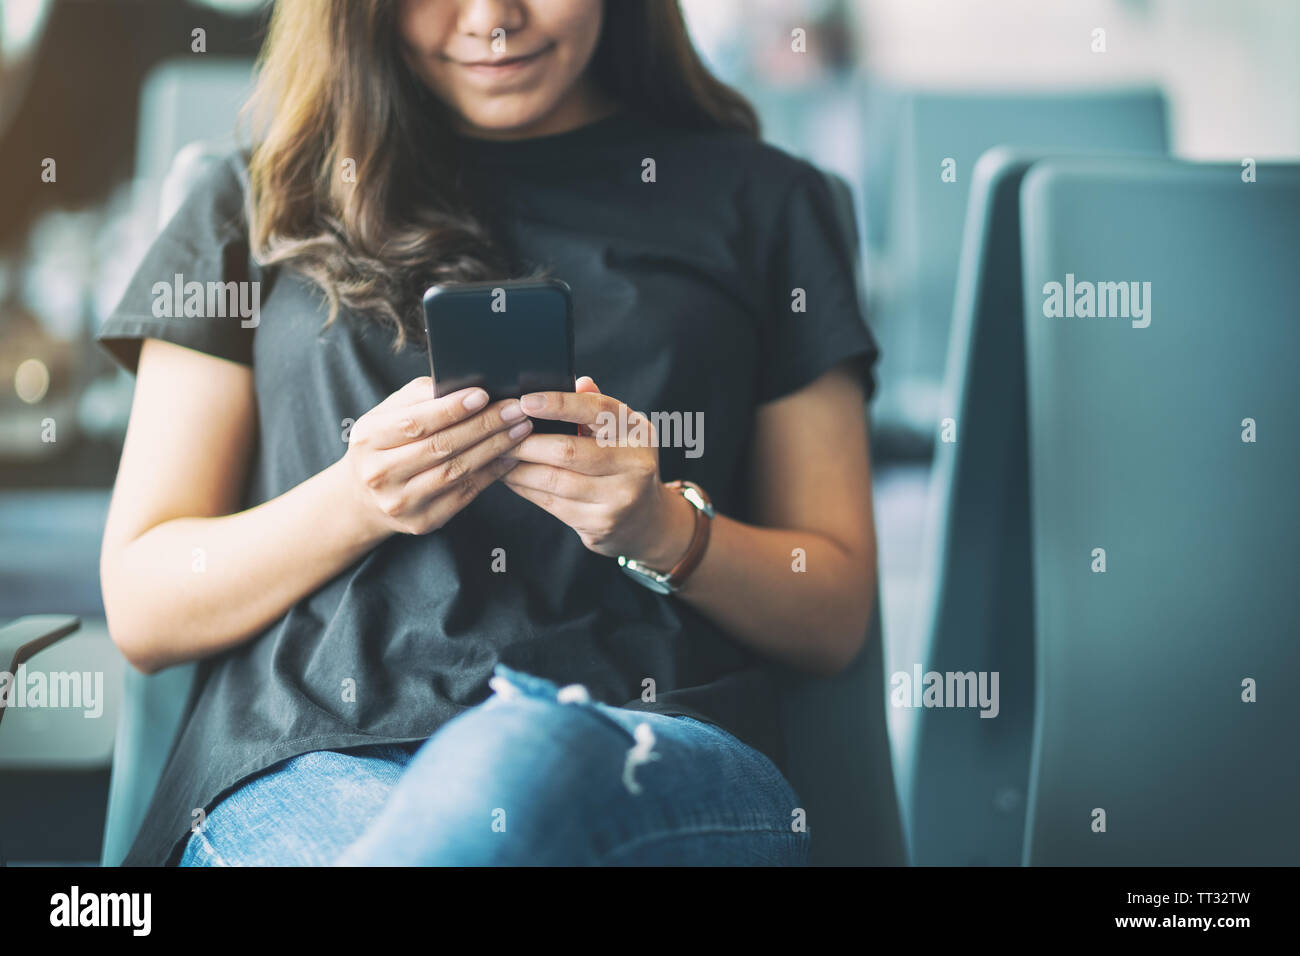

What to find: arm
left=652, top=364, right=876, bottom=675
left=100, top=338, right=529, bottom=674
left=501, top=362, right=877, bottom=676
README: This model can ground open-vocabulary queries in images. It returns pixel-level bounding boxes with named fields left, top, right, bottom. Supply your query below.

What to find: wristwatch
left=617, top=480, right=714, bottom=595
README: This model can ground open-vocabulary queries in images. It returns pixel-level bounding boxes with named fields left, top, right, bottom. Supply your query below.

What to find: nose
left=456, top=0, right=526, bottom=41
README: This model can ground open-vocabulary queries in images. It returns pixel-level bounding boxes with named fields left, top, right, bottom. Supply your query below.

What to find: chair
left=1019, top=156, right=1300, bottom=864
left=99, top=663, right=197, bottom=866
left=781, top=601, right=905, bottom=865
left=904, top=146, right=1169, bottom=865
left=903, top=148, right=1043, bottom=865
left=875, top=89, right=1168, bottom=442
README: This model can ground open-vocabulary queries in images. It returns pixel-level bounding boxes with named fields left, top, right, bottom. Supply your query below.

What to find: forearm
left=643, top=493, right=876, bottom=675
left=102, top=458, right=388, bottom=673
left=504, top=369, right=876, bottom=674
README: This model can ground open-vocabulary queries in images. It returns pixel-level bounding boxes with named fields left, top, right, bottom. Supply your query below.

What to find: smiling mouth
left=449, top=42, right=555, bottom=72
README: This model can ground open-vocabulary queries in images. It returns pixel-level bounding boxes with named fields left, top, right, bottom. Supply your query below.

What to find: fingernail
left=501, top=400, right=525, bottom=422
left=463, top=389, right=489, bottom=410
left=521, top=394, right=544, bottom=412
left=508, top=420, right=532, bottom=439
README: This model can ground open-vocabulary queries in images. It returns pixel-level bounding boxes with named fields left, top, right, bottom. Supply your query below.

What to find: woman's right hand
left=341, top=377, right=531, bottom=536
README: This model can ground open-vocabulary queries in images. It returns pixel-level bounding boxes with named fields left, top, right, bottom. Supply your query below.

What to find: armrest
left=0, top=614, right=81, bottom=730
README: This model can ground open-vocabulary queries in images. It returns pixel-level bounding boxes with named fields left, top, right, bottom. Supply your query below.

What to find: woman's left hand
left=501, top=376, right=694, bottom=565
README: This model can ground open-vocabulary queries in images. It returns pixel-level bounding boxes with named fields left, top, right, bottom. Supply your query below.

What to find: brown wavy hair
left=245, top=0, right=759, bottom=353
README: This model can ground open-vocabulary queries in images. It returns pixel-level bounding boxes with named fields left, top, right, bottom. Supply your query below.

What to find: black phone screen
left=423, top=279, right=575, bottom=433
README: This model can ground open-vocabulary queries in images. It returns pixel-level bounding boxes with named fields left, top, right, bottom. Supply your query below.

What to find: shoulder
left=629, top=118, right=840, bottom=240
left=137, top=145, right=265, bottom=290
left=173, top=143, right=251, bottom=197
left=159, top=144, right=252, bottom=237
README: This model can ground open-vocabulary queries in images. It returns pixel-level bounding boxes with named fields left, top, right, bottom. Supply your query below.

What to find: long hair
left=246, top=0, right=759, bottom=353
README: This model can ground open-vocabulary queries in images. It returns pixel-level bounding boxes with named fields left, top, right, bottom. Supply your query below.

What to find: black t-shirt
left=95, top=107, right=880, bottom=866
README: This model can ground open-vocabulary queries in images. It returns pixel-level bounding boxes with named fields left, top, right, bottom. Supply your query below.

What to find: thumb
left=575, top=376, right=601, bottom=435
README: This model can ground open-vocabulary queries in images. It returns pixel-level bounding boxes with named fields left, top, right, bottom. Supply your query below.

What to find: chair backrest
left=100, top=663, right=196, bottom=866
left=904, top=148, right=1042, bottom=865
left=905, top=146, right=1168, bottom=864
left=781, top=599, right=905, bottom=865
left=876, top=89, right=1168, bottom=437
left=1020, top=157, right=1300, bottom=864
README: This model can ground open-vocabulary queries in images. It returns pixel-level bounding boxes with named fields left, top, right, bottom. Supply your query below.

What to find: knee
left=361, top=696, right=637, bottom=864
left=430, top=694, right=635, bottom=801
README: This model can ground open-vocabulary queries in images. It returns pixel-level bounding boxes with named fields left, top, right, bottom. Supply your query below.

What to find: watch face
left=642, top=576, right=675, bottom=595
left=619, top=562, right=674, bottom=595
left=678, top=481, right=714, bottom=517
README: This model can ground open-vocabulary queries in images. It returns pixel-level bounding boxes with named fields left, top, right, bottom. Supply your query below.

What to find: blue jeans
left=179, top=664, right=808, bottom=865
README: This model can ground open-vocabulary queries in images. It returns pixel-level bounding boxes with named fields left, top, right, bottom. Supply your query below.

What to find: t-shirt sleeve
left=95, top=153, right=259, bottom=376
left=755, top=160, right=880, bottom=404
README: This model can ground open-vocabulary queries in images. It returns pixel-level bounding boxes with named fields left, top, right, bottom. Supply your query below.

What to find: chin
left=458, top=95, right=560, bottom=135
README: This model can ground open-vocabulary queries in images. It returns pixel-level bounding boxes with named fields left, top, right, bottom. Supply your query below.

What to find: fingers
left=501, top=462, right=607, bottom=503
left=369, top=392, right=525, bottom=460
left=575, top=376, right=600, bottom=435
left=501, top=474, right=606, bottom=528
left=383, top=432, right=525, bottom=534
left=505, top=432, right=613, bottom=476
left=390, top=376, right=438, bottom=406
left=412, top=455, right=519, bottom=534
left=392, top=411, right=532, bottom=492
left=519, top=388, right=621, bottom=427
left=366, top=375, right=435, bottom=413
left=358, top=386, right=499, bottom=451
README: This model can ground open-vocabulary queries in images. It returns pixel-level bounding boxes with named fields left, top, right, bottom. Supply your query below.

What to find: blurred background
left=1, top=0, right=1297, bottom=863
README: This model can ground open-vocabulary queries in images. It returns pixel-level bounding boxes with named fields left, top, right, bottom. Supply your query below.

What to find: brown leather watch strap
left=664, top=480, right=712, bottom=590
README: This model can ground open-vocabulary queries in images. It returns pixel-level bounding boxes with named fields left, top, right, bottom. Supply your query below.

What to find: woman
left=96, top=0, right=879, bottom=866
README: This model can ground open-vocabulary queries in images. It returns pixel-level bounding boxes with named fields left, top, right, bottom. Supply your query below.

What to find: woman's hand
left=342, top=376, right=532, bottom=536
left=501, top=377, right=696, bottom=566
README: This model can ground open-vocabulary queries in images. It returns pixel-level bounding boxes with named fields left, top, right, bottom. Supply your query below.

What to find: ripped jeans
left=179, top=664, right=808, bottom=866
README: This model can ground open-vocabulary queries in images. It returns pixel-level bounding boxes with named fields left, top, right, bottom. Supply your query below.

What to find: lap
left=180, top=742, right=417, bottom=866
left=182, top=665, right=806, bottom=866
left=337, top=665, right=805, bottom=865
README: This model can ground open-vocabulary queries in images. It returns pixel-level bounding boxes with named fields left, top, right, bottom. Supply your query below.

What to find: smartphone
left=423, top=278, right=576, bottom=434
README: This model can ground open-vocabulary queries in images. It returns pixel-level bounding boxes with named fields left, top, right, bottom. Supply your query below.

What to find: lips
left=454, top=42, right=553, bottom=71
